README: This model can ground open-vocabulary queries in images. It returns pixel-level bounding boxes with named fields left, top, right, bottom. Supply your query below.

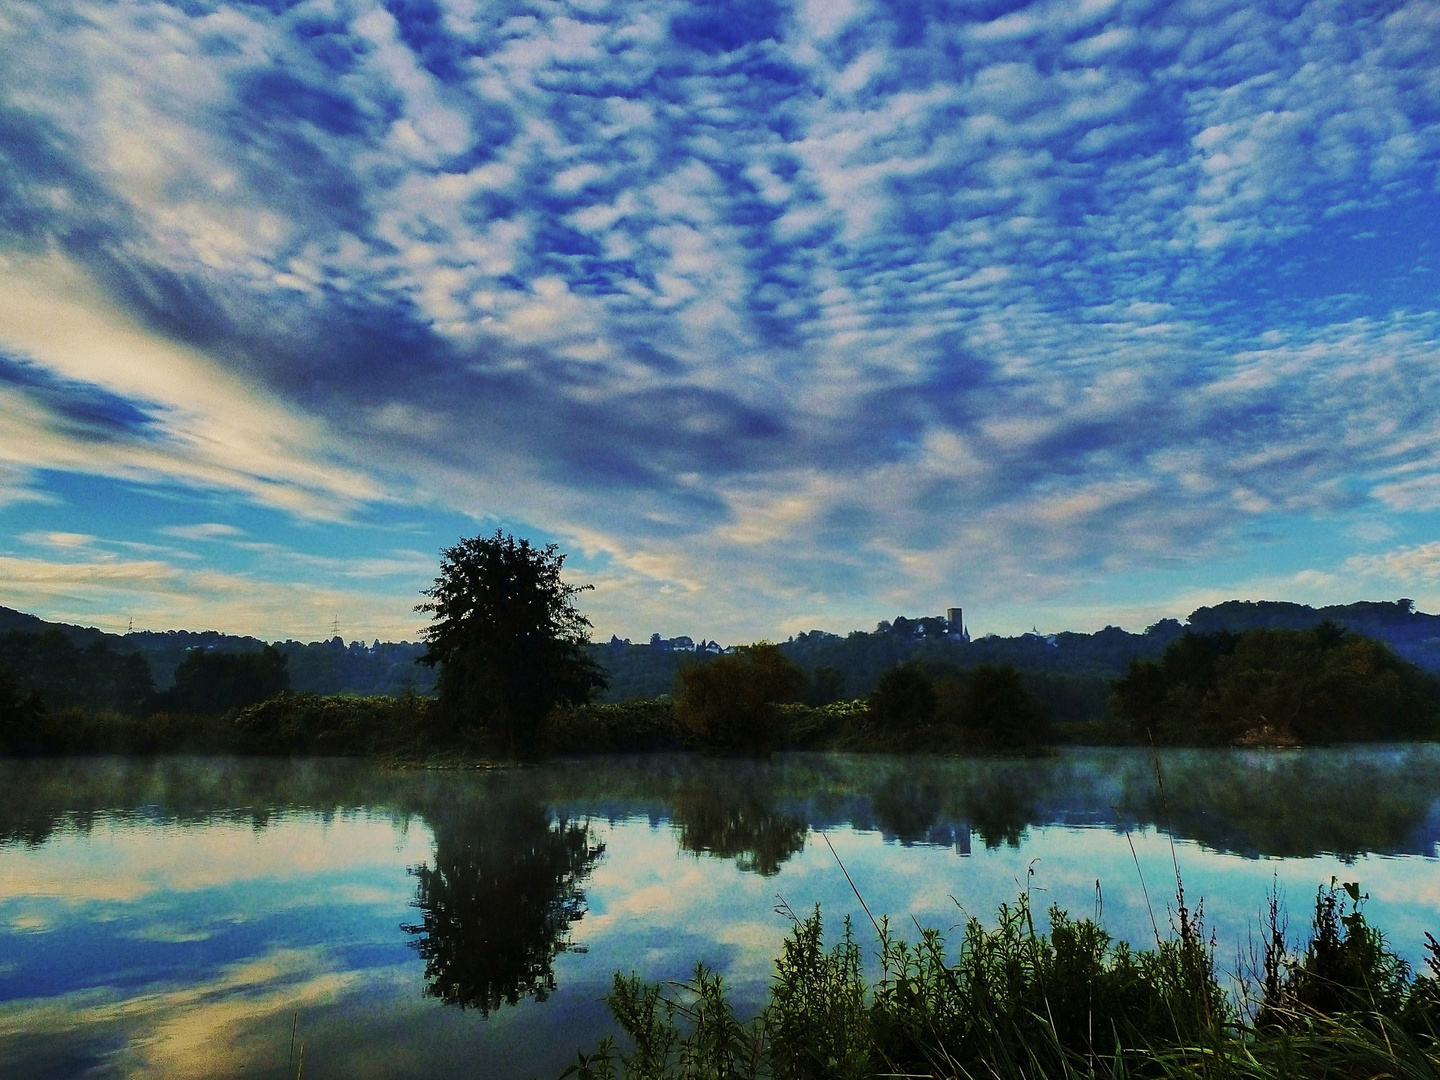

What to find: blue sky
left=1, top=0, right=1439, bottom=643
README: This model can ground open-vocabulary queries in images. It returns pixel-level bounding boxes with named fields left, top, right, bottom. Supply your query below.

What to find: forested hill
left=0, top=606, right=433, bottom=696
left=590, top=598, right=1440, bottom=704
left=1186, top=599, right=1440, bottom=659
left=3, top=597, right=1436, bottom=711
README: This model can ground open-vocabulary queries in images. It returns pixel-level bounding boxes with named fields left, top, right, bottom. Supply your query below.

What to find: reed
left=559, top=881, right=1440, bottom=1080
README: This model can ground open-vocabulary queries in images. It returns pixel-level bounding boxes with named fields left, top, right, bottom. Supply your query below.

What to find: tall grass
left=560, top=881, right=1440, bottom=1080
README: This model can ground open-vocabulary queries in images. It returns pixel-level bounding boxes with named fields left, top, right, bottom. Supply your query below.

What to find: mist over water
left=3, top=748, right=1439, bottom=1079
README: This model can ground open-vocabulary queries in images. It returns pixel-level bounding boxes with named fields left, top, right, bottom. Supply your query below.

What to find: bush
left=0, top=664, right=47, bottom=754
left=231, top=691, right=437, bottom=755
left=547, top=700, right=687, bottom=754
left=673, top=644, right=804, bottom=756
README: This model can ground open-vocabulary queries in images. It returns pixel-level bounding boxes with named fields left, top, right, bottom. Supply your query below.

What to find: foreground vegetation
left=561, top=881, right=1440, bottom=1080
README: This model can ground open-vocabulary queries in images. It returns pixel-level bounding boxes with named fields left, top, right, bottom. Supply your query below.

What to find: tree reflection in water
left=403, top=790, right=604, bottom=1014
left=670, top=780, right=808, bottom=876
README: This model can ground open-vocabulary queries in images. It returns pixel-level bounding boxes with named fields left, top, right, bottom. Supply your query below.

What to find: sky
left=0, top=0, right=1439, bottom=644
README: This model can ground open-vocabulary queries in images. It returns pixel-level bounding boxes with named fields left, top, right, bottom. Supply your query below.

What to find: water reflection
left=403, top=790, right=603, bottom=1014
left=546, top=748, right=1440, bottom=861
left=2, top=748, right=1440, bottom=1080
left=3, top=748, right=1439, bottom=867
left=670, top=779, right=807, bottom=876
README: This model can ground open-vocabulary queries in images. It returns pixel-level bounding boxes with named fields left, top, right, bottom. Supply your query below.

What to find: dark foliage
left=867, top=663, right=937, bottom=731
left=672, top=643, right=804, bottom=756
left=547, top=699, right=688, bottom=754
left=0, top=663, right=46, bottom=753
left=156, top=645, right=290, bottom=717
left=419, top=531, right=606, bottom=758
left=0, top=629, right=154, bottom=716
left=802, top=664, right=846, bottom=706
left=1112, top=625, right=1440, bottom=743
left=231, top=690, right=439, bottom=755
left=941, top=663, right=1051, bottom=746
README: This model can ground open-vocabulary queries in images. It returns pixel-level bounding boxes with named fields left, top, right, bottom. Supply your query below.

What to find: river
left=2, top=747, right=1439, bottom=1078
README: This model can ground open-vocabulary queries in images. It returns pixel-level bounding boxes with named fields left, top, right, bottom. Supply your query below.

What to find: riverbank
left=3, top=689, right=1436, bottom=760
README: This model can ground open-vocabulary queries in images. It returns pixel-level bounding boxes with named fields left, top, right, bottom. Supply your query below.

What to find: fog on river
left=2, top=748, right=1439, bottom=1079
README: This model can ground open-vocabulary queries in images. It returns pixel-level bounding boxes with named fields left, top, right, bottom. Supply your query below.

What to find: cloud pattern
left=1, top=0, right=1439, bottom=636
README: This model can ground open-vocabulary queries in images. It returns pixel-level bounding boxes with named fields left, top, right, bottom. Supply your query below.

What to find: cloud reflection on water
left=0, top=750, right=1438, bottom=1079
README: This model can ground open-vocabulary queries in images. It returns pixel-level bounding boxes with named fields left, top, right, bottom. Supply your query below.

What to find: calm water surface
left=3, top=748, right=1440, bottom=1079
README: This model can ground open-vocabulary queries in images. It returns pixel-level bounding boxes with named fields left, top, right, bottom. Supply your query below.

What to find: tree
left=418, top=530, right=606, bottom=758
left=1110, top=626, right=1439, bottom=744
left=867, top=663, right=938, bottom=732
left=0, top=662, right=46, bottom=754
left=157, top=645, right=289, bottom=716
left=673, top=643, right=804, bottom=756
left=952, top=663, right=1049, bottom=746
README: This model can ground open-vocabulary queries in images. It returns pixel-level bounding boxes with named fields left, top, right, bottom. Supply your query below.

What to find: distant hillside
left=587, top=598, right=1440, bottom=716
left=5, top=597, right=1435, bottom=715
left=1186, top=599, right=1440, bottom=668
left=0, top=606, right=434, bottom=697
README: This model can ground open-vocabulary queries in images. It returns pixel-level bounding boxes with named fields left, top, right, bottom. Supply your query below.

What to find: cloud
left=0, top=552, right=426, bottom=640
left=1347, top=542, right=1440, bottom=584
left=20, top=530, right=96, bottom=549
left=158, top=523, right=244, bottom=541
left=1, top=0, right=1439, bottom=637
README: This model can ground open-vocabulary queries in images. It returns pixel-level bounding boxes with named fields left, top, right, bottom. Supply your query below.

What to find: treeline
left=1111, top=622, right=1440, bottom=744
left=542, top=627, right=1440, bottom=756
left=4, top=625, right=1439, bottom=760
left=590, top=627, right=1164, bottom=714
left=0, top=631, right=299, bottom=753
left=0, top=605, right=434, bottom=697
left=588, top=596, right=1440, bottom=709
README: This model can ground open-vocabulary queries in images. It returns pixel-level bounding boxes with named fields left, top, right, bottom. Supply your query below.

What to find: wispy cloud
left=159, top=523, right=244, bottom=541
left=1, top=0, right=1439, bottom=636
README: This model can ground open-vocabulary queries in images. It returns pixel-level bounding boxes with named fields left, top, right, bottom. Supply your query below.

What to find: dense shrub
left=0, top=629, right=153, bottom=716
left=801, top=665, right=847, bottom=706
left=858, top=661, right=1051, bottom=749
left=0, top=663, right=46, bottom=753
left=938, top=663, right=1050, bottom=747
left=547, top=700, right=687, bottom=754
left=673, top=644, right=804, bottom=756
left=231, top=691, right=438, bottom=755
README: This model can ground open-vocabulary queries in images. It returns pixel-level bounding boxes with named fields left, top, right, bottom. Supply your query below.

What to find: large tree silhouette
left=418, top=530, right=605, bottom=758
